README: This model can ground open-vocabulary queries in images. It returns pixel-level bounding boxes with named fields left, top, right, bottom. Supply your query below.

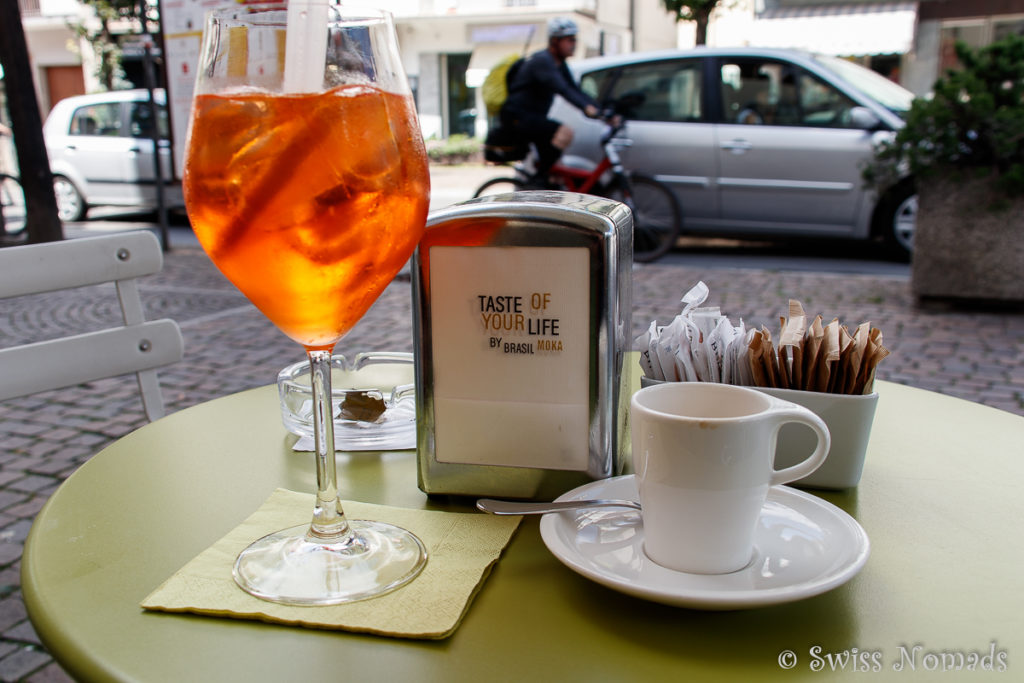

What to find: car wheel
left=877, top=184, right=916, bottom=259
left=53, top=175, right=86, bottom=222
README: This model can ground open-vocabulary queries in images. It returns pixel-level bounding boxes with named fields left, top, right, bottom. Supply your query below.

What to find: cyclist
left=499, top=17, right=600, bottom=188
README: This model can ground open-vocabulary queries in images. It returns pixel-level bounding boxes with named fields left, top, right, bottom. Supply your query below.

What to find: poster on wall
left=159, top=0, right=221, bottom=179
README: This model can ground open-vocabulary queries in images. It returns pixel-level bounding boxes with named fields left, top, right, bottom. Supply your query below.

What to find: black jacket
left=503, top=48, right=596, bottom=118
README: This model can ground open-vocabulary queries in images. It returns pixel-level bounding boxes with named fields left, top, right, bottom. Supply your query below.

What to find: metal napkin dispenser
left=412, top=192, right=632, bottom=499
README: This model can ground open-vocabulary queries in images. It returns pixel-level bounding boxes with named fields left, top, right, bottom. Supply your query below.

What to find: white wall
left=902, top=19, right=942, bottom=96
left=417, top=52, right=444, bottom=140
left=633, top=0, right=681, bottom=52
left=674, top=0, right=755, bottom=49
left=23, top=21, right=85, bottom=112
left=707, top=0, right=755, bottom=48
left=398, top=16, right=473, bottom=139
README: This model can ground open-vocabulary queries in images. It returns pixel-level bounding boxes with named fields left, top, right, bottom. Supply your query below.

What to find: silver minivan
left=552, top=47, right=917, bottom=255
left=43, top=89, right=183, bottom=222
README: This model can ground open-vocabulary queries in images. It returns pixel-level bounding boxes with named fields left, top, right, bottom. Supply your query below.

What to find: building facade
left=707, top=0, right=1024, bottom=95
left=909, top=0, right=1024, bottom=94
left=9, top=1, right=677, bottom=131
left=390, top=0, right=678, bottom=140
left=8, top=0, right=1024, bottom=170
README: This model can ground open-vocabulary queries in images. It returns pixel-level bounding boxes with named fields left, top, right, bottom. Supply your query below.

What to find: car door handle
left=720, top=140, right=752, bottom=154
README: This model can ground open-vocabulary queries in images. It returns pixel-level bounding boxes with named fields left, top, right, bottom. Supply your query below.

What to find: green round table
left=22, top=379, right=1024, bottom=681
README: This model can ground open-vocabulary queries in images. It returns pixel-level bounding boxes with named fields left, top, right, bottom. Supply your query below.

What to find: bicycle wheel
left=0, top=174, right=27, bottom=236
left=473, top=176, right=527, bottom=198
left=606, top=173, right=681, bottom=263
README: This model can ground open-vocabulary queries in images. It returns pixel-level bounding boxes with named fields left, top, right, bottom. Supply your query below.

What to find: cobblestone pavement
left=1, top=165, right=1023, bottom=680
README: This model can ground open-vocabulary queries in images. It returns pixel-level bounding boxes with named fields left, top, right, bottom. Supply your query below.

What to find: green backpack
left=482, top=55, right=525, bottom=116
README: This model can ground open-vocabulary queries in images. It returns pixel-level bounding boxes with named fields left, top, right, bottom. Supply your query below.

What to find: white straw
left=283, top=0, right=329, bottom=92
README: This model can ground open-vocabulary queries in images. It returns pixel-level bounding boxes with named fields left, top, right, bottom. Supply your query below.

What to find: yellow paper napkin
left=141, top=488, right=521, bottom=639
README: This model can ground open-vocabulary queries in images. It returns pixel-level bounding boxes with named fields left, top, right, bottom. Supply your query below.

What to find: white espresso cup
left=631, top=382, right=830, bottom=574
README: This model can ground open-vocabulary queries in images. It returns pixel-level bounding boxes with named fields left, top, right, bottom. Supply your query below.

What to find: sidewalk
left=1, top=165, right=1022, bottom=680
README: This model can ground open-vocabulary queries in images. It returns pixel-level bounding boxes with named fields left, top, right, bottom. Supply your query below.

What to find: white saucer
left=539, top=475, right=869, bottom=610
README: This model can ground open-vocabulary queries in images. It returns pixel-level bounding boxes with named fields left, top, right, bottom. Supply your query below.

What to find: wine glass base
left=233, top=521, right=427, bottom=606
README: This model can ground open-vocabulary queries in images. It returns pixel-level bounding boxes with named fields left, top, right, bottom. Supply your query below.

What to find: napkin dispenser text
left=412, top=193, right=632, bottom=499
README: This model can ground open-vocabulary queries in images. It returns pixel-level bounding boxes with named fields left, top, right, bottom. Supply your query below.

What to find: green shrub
left=426, top=134, right=482, bottom=164
left=864, top=34, right=1024, bottom=198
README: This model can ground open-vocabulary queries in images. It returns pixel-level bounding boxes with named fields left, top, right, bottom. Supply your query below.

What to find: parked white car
left=43, top=89, right=183, bottom=221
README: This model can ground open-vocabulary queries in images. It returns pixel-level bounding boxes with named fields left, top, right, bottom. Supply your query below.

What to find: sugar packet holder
left=636, top=283, right=887, bottom=488
left=412, top=193, right=633, bottom=500
left=639, top=282, right=889, bottom=395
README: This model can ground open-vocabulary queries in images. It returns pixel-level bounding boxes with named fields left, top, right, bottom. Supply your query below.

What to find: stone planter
left=912, top=175, right=1024, bottom=304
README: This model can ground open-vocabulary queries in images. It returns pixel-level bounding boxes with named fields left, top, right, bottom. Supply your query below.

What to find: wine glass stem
left=307, top=348, right=350, bottom=540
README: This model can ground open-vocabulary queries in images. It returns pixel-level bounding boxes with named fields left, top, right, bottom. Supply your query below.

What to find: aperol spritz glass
left=184, top=3, right=429, bottom=605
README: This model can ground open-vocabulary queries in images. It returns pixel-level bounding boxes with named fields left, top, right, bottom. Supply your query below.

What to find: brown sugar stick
left=801, top=315, right=824, bottom=391
left=760, top=326, right=780, bottom=388
left=855, top=327, right=890, bottom=394
left=780, top=300, right=806, bottom=391
left=748, top=329, right=769, bottom=387
left=842, top=322, right=871, bottom=394
left=815, top=319, right=840, bottom=392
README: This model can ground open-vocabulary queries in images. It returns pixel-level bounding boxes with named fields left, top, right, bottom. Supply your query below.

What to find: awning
left=466, top=43, right=524, bottom=87
left=749, top=2, right=918, bottom=57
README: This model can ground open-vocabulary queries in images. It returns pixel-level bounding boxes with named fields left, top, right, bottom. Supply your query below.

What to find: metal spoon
left=476, top=498, right=641, bottom=515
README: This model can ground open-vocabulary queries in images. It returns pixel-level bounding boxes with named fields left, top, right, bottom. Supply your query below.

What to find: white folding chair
left=0, top=231, right=184, bottom=421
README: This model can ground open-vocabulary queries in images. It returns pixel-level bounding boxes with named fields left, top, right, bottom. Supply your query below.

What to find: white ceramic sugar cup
left=630, top=382, right=830, bottom=574
left=754, top=387, right=877, bottom=490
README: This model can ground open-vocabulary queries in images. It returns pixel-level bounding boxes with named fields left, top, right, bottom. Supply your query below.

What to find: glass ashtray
left=277, top=352, right=415, bottom=451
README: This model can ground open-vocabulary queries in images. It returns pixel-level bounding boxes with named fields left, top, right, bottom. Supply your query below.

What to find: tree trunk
left=99, top=18, right=117, bottom=91
left=695, top=8, right=712, bottom=46
left=0, top=3, right=63, bottom=244
left=695, top=17, right=709, bottom=45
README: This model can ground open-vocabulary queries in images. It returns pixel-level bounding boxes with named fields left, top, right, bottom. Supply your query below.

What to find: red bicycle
left=474, top=115, right=681, bottom=263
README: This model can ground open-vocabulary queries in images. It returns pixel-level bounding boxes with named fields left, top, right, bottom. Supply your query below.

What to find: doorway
left=446, top=53, right=475, bottom=138
left=45, top=65, right=86, bottom=113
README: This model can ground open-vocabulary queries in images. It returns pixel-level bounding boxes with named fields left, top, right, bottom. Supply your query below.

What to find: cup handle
left=769, top=406, right=831, bottom=486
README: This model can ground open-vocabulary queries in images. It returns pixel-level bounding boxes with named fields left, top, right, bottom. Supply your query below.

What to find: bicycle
left=474, top=113, right=681, bottom=263
left=0, top=173, right=27, bottom=237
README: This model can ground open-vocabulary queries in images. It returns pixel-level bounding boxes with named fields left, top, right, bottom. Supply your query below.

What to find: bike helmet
left=547, top=17, right=578, bottom=39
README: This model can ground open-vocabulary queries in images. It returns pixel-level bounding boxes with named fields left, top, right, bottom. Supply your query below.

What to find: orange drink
left=184, top=85, right=430, bottom=350
left=187, top=4, right=430, bottom=607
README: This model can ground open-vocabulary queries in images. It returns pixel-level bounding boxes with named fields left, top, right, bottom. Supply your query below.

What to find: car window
left=128, top=101, right=170, bottom=139
left=600, top=60, right=703, bottom=123
left=69, top=103, right=121, bottom=137
left=813, top=54, right=913, bottom=117
left=579, top=68, right=614, bottom=101
left=795, top=71, right=861, bottom=128
left=720, top=59, right=858, bottom=129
